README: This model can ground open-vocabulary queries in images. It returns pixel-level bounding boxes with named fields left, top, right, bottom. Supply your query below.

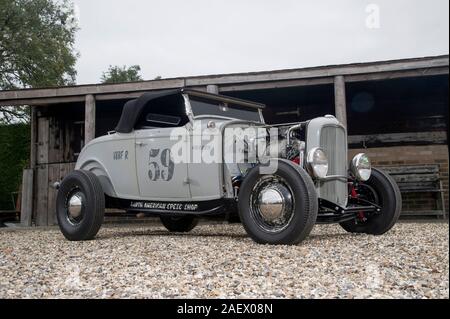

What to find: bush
left=0, top=124, right=30, bottom=210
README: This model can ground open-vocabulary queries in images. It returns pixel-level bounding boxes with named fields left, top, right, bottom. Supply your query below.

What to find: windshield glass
left=189, top=96, right=262, bottom=122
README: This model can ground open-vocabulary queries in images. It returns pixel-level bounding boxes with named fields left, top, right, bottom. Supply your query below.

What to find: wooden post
left=35, top=166, right=48, bottom=226
left=334, top=75, right=347, bottom=128
left=35, top=117, right=49, bottom=226
left=30, top=107, right=37, bottom=169
left=85, top=94, right=96, bottom=144
left=20, top=169, right=33, bottom=227
left=28, top=107, right=37, bottom=226
left=206, top=85, right=219, bottom=94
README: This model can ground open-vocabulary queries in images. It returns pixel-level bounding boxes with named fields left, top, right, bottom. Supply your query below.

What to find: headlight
left=306, top=147, right=328, bottom=178
left=350, top=153, right=371, bottom=181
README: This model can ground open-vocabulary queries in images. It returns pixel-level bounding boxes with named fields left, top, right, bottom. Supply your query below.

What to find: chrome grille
left=319, top=125, right=348, bottom=206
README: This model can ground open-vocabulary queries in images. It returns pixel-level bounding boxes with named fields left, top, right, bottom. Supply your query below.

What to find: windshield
left=189, top=96, right=262, bottom=122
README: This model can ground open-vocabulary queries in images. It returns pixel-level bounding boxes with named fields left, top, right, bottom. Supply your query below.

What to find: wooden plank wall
left=34, top=113, right=78, bottom=226
left=20, top=169, right=33, bottom=226
left=46, top=163, right=76, bottom=225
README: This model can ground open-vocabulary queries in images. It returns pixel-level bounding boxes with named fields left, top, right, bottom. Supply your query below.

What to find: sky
left=72, top=0, right=449, bottom=85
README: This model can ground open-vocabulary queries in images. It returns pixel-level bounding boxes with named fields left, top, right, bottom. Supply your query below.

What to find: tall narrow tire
left=160, top=215, right=198, bottom=232
left=340, top=168, right=402, bottom=235
left=238, top=159, right=318, bottom=245
left=56, top=170, right=105, bottom=241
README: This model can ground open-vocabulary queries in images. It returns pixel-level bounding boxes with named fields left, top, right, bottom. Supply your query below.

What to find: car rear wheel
left=238, top=159, right=318, bottom=245
left=340, top=168, right=402, bottom=235
left=160, top=215, right=198, bottom=232
left=56, top=170, right=105, bottom=241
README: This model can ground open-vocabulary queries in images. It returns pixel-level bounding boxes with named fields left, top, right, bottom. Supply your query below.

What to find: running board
left=113, top=198, right=229, bottom=216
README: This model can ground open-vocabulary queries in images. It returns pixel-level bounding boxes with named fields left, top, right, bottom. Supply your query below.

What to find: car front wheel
left=238, top=159, right=318, bottom=245
left=340, top=168, right=402, bottom=235
left=56, top=170, right=105, bottom=241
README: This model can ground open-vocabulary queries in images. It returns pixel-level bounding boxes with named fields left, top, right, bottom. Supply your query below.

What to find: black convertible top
left=115, top=88, right=265, bottom=133
left=115, top=89, right=180, bottom=133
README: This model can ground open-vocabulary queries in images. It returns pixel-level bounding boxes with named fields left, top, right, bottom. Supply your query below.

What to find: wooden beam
left=30, top=107, right=37, bottom=169
left=348, top=131, right=448, bottom=147
left=95, top=92, right=142, bottom=101
left=207, top=67, right=448, bottom=92
left=334, top=75, right=347, bottom=128
left=2, top=66, right=441, bottom=105
left=36, top=117, right=49, bottom=165
left=380, top=165, right=440, bottom=175
left=0, top=56, right=447, bottom=105
left=35, top=165, right=48, bottom=226
left=85, top=94, right=96, bottom=144
left=346, top=66, right=450, bottom=83
left=0, top=78, right=185, bottom=100
left=0, top=96, right=85, bottom=106
left=20, top=169, right=33, bottom=227
left=220, top=77, right=333, bottom=92
left=185, top=56, right=449, bottom=87
left=206, top=85, right=219, bottom=94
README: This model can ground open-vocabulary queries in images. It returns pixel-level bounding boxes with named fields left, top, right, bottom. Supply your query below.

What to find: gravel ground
left=0, top=221, right=448, bottom=299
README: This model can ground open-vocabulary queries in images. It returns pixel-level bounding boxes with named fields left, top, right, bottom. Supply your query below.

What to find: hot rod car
left=55, top=89, right=402, bottom=245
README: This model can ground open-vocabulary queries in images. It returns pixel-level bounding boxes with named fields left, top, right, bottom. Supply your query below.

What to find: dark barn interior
left=0, top=55, right=448, bottom=226
left=224, top=84, right=336, bottom=125
left=96, top=99, right=130, bottom=137
left=346, top=75, right=449, bottom=139
left=226, top=75, right=449, bottom=143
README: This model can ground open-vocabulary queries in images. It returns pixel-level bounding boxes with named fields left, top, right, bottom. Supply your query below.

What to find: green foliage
left=101, top=65, right=143, bottom=84
left=0, top=0, right=78, bottom=88
left=0, top=0, right=79, bottom=123
left=0, top=124, right=30, bottom=210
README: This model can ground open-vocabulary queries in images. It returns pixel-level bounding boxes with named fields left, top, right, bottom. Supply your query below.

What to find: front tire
left=340, top=168, right=402, bottom=235
left=56, top=170, right=105, bottom=241
left=160, top=215, right=198, bottom=232
left=238, top=159, right=318, bottom=245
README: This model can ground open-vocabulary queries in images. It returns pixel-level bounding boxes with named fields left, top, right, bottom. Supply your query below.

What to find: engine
left=264, top=124, right=306, bottom=166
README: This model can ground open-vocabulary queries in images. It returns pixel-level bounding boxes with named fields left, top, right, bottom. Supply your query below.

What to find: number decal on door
left=148, top=148, right=174, bottom=182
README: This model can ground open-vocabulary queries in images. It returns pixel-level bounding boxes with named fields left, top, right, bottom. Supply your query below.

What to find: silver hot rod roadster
left=55, top=89, right=401, bottom=245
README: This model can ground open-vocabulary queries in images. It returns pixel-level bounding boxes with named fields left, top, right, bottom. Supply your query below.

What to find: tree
left=0, top=0, right=78, bottom=123
left=101, top=65, right=143, bottom=84
left=0, top=124, right=30, bottom=210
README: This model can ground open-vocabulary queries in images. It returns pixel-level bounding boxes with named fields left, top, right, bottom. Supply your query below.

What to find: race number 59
left=148, top=148, right=174, bottom=182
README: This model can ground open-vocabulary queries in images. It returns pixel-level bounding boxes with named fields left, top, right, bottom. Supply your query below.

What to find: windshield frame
left=186, top=94, right=265, bottom=123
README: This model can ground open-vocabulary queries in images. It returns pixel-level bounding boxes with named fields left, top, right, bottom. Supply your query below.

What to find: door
left=135, top=127, right=191, bottom=200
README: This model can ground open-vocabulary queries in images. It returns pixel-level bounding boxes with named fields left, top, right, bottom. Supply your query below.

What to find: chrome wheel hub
left=66, top=191, right=84, bottom=225
left=258, top=188, right=286, bottom=221
left=250, top=176, right=295, bottom=233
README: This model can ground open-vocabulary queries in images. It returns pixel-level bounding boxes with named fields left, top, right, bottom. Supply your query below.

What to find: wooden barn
left=0, top=55, right=448, bottom=226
